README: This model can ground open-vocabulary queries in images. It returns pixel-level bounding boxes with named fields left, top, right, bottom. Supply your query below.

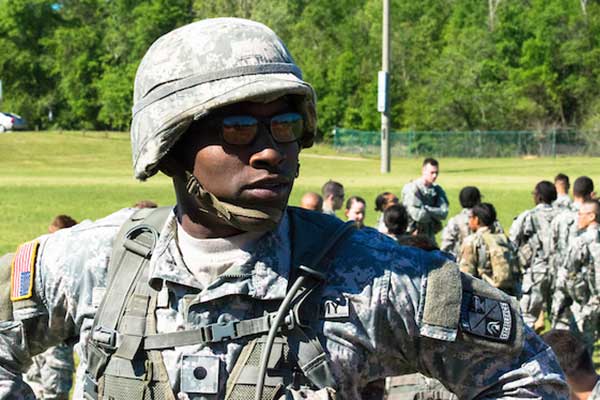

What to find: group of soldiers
left=0, top=17, right=575, bottom=400
left=395, top=161, right=600, bottom=353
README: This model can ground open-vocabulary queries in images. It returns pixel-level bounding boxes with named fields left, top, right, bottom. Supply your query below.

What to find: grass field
left=1, top=130, right=599, bottom=255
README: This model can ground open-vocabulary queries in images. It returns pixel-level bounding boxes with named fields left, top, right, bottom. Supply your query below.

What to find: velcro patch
left=460, top=291, right=513, bottom=342
left=10, top=241, right=39, bottom=301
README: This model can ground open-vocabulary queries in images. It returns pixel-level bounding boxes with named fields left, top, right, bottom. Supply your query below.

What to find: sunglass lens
left=270, top=113, right=304, bottom=143
left=222, top=116, right=258, bottom=145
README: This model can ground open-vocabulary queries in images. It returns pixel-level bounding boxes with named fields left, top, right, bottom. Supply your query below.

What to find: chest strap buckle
left=91, top=326, right=118, bottom=351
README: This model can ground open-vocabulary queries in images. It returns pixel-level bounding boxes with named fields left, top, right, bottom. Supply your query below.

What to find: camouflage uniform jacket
left=552, top=194, right=572, bottom=211
left=458, top=227, right=494, bottom=281
left=401, top=180, right=449, bottom=241
left=509, top=203, right=556, bottom=271
left=551, top=203, right=580, bottom=273
left=441, top=209, right=504, bottom=257
left=0, top=208, right=568, bottom=399
left=562, top=224, right=600, bottom=306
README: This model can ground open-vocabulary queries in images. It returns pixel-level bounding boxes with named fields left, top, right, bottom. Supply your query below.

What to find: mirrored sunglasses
left=221, top=112, right=304, bottom=146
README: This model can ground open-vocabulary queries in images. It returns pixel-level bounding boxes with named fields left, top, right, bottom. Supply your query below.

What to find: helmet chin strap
left=162, top=157, right=284, bottom=232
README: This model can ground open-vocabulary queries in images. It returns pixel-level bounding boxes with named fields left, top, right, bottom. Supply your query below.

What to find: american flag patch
left=10, top=241, right=39, bottom=301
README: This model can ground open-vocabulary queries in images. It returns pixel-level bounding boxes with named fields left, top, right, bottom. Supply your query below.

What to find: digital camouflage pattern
left=549, top=203, right=580, bottom=328
left=441, top=209, right=504, bottom=257
left=130, top=18, right=317, bottom=181
left=24, top=343, right=74, bottom=400
left=401, top=180, right=449, bottom=242
left=441, top=209, right=471, bottom=256
left=561, top=224, right=600, bottom=350
left=386, top=373, right=456, bottom=400
left=552, top=194, right=572, bottom=211
left=0, top=208, right=568, bottom=399
left=509, top=203, right=557, bottom=327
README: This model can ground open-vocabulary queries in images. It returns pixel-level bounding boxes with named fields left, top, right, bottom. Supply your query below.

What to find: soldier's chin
left=234, top=213, right=282, bottom=233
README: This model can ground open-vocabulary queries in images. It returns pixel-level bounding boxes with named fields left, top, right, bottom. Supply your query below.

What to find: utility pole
left=379, top=0, right=391, bottom=173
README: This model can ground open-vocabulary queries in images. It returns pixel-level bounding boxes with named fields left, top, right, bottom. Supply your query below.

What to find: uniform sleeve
left=373, top=254, right=568, bottom=399
left=509, top=212, right=529, bottom=246
left=440, top=217, right=459, bottom=253
left=458, top=237, right=478, bottom=277
left=402, top=184, right=429, bottom=224
left=424, top=187, right=449, bottom=221
left=0, top=213, right=127, bottom=398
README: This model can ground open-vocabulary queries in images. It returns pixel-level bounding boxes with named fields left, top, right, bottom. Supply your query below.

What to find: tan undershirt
left=176, top=223, right=263, bottom=288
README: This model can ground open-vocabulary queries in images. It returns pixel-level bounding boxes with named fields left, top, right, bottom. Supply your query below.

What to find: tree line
left=1, top=0, right=599, bottom=139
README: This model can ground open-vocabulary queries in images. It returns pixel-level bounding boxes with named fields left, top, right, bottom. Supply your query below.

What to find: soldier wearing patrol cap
left=0, top=18, right=567, bottom=399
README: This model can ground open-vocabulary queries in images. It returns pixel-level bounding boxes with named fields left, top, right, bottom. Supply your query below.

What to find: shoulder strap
left=94, top=207, right=170, bottom=333
left=85, top=207, right=170, bottom=393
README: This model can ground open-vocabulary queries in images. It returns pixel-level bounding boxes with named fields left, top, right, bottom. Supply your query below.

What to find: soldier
left=0, top=18, right=567, bottom=399
left=509, top=181, right=557, bottom=329
left=321, top=180, right=344, bottom=217
left=561, top=200, right=600, bottom=352
left=553, top=173, right=572, bottom=210
left=458, top=203, right=520, bottom=297
left=542, top=330, right=600, bottom=400
left=300, top=192, right=323, bottom=212
left=374, top=192, right=398, bottom=233
left=551, top=176, right=595, bottom=328
left=47, top=214, right=77, bottom=233
left=441, top=186, right=504, bottom=257
left=401, top=158, right=449, bottom=243
left=344, top=196, right=366, bottom=228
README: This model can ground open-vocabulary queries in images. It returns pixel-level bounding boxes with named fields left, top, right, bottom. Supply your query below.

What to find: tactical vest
left=84, top=206, right=355, bottom=400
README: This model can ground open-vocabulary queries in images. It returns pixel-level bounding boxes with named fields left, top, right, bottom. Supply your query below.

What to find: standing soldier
left=321, top=180, right=345, bottom=217
left=553, top=173, right=572, bottom=211
left=441, top=186, right=503, bottom=258
left=551, top=176, right=595, bottom=328
left=401, top=158, right=449, bottom=243
left=509, top=181, right=557, bottom=329
left=459, top=203, right=520, bottom=297
left=561, top=200, right=600, bottom=352
left=0, top=18, right=567, bottom=399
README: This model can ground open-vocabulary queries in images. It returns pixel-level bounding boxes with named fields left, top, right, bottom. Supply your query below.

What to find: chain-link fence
left=332, top=128, right=600, bottom=157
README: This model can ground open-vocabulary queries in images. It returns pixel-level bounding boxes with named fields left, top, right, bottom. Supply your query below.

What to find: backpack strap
left=84, top=207, right=171, bottom=399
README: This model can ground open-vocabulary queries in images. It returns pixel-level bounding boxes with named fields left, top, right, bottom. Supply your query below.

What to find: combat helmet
left=130, top=17, right=317, bottom=181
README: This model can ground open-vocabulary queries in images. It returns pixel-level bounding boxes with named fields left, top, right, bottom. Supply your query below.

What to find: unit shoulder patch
left=460, top=291, right=513, bottom=343
left=10, top=241, right=39, bottom=301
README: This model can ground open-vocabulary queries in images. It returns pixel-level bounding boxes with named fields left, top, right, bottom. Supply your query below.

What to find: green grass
left=1, top=131, right=599, bottom=255
left=2, top=131, right=600, bottom=382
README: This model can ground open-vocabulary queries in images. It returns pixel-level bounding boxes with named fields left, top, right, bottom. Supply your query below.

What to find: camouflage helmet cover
left=131, top=18, right=317, bottom=180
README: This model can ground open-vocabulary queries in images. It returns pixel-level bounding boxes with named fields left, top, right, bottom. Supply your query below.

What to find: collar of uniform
left=147, top=209, right=291, bottom=302
left=476, top=226, right=491, bottom=235
left=584, top=224, right=600, bottom=237
left=535, top=203, right=553, bottom=210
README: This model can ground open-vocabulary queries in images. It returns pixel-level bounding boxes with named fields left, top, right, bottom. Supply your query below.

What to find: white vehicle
left=0, top=112, right=27, bottom=132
